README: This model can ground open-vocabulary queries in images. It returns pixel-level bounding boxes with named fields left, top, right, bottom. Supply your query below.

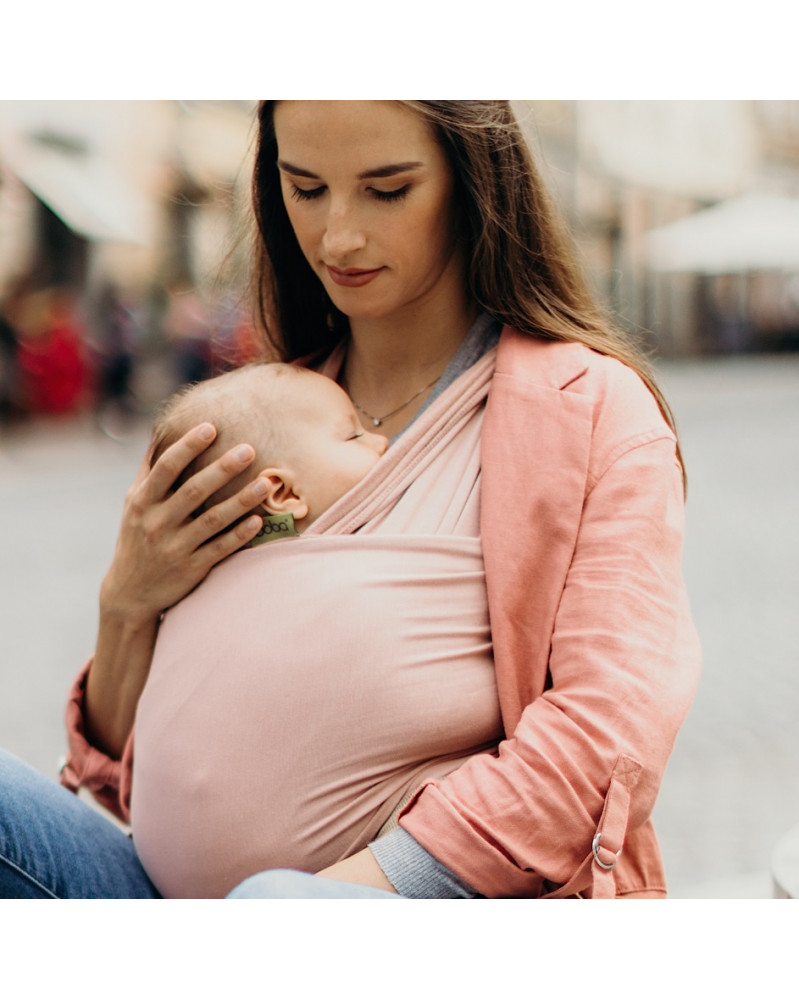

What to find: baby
left=149, top=362, right=388, bottom=538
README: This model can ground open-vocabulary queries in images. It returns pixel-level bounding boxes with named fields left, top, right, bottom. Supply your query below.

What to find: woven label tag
left=248, top=513, right=299, bottom=548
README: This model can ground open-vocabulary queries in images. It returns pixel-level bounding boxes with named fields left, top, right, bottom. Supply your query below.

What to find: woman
left=0, top=101, right=700, bottom=898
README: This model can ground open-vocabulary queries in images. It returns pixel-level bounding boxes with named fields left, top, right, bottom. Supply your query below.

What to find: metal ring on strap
left=592, top=832, right=623, bottom=871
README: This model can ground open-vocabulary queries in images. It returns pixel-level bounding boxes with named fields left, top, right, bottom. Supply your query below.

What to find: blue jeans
left=0, top=748, right=160, bottom=898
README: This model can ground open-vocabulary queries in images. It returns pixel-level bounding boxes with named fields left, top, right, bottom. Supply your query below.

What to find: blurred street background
left=2, top=101, right=799, bottom=897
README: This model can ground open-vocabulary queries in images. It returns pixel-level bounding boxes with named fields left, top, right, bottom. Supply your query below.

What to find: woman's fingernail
left=235, top=445, right=254, bottom=462
left=252, top=479, right=268, bottom=496
left=199, top=423, right=215, bottom=441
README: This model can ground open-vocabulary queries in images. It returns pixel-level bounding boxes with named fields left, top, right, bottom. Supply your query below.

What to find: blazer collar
left=495, top=326, right=590, bottom=391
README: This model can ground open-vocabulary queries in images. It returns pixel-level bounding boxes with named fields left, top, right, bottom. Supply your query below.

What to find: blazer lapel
left=481, top=328, right=593, bottom=730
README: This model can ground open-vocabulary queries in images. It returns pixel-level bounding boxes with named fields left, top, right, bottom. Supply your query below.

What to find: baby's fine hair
left=149, top=361, right=310, bottom=485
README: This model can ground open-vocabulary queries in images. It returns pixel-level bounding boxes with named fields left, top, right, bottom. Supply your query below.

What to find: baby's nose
left=370, top=432, right=389, bottom=456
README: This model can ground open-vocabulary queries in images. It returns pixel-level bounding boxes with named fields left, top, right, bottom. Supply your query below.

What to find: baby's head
left=150, top=363, right=387, bottom=530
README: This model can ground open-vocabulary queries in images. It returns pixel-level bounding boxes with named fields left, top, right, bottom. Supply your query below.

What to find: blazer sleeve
left=398, top=409, right=701, bottom=897
left=60, top=659, right=134, bottom=824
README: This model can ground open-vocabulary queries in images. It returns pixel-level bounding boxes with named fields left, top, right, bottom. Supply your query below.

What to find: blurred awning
left=645, top=192, right=799, bottom=274
left=2, top=136, right=150, bottom=245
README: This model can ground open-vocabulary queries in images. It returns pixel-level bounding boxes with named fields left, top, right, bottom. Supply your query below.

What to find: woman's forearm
left=83, top=604, right=160, bottom=760
left=80, top=426, right=266, bottom=760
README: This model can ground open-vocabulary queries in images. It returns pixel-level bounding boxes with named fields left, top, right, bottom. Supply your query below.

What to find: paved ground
left=1, top=353, right=797, bottom=898
left=652, top=354, right=799, bottom=896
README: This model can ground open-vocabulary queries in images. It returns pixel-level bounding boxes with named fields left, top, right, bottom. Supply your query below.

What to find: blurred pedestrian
left=89, top=282, right=142, bottom=439
left=15, top=288, right=90, bottom=416
left=0, top=305, right=24, bottom=423
left=163, top=282, right=213, bottom=388
left=207, top=289, right=264, bottom=373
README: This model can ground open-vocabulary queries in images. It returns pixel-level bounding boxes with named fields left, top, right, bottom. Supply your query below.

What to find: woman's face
left=273, top=101, right=463, bottom=326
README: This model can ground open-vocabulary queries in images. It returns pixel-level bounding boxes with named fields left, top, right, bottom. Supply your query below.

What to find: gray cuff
left=369, top=828, right=481, bottom=899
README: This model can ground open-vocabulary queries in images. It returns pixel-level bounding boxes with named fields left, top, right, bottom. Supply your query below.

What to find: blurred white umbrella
left=1, top=134, right=149, bottom=245
left=645, top=192, right=799, bottom=274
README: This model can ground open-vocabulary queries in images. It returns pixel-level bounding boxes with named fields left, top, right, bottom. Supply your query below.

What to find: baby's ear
left=257, top=469, right=309, bottom=521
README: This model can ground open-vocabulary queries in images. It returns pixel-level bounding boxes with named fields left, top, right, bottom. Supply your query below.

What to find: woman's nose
left=321, top=203, right=366, bottom=259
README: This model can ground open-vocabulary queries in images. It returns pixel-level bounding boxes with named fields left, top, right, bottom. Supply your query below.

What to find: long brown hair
left=251, top=100, right=683, bottom=479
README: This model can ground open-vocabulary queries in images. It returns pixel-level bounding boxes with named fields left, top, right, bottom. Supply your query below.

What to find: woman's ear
left=257, top=469, right=310, bottom=521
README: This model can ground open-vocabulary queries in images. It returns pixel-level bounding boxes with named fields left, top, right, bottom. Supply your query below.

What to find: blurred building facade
left=0, top=100, right=256, bottom=296
left=515, top=100, right=799, bottom=355
left=0, top=100, right=258, bottom=420
left=1, top=99, right=798, bottom=409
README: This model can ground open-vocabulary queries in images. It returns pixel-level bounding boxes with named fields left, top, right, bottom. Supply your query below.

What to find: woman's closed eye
left=289, top=183, right=411, bottom=204
left=290, top=184, right=325, bottom=202
left=370, top=185, right=410, bottom=203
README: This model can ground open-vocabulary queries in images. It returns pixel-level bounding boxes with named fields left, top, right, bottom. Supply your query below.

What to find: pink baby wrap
left=131, top=351, right=502, bottom=898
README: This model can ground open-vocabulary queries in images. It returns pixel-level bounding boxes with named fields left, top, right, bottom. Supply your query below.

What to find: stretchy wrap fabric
left=130, top=351, right=502, bottom=898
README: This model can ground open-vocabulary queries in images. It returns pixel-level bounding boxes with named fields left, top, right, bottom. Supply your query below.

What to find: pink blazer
left=63, top=328, right=700, bottom=897
left=399, top=328, right=701, bottom=897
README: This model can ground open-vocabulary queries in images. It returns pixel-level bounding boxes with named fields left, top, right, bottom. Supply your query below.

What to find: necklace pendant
left=373, top=417, right=382, bottom=427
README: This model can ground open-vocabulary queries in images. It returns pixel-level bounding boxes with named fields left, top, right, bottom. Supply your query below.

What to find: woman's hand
left=85, top=422, right=268, bottom=759
left=317, top=848, right=398, bottom=893
left=100, top=422, right=266, bottom=624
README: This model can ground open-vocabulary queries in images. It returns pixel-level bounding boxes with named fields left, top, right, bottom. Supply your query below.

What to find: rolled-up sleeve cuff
left=60, top=659, right=131, bottom=823
left=369, top=828, right=481, bottom=898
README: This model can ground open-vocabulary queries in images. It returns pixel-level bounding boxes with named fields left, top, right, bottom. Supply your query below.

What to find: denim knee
left=227, top=869, right=400, bottom=899
left=0, top=747, right=159, bottom=899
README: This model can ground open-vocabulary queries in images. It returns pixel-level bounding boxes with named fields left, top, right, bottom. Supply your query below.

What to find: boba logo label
left=249, top=513, right=299, bottom=548
left=260, top=519, right=290, bottom=535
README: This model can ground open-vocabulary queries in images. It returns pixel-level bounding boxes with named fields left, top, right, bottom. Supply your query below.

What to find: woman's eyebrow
left=277, top=160, right=320, bottom=179
left=277, top=159, right=424, bottom=180
left=357, top=161, right=423, bottom=180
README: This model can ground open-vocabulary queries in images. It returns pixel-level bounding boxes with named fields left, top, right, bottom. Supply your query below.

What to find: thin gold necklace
left=344, top=375, right=441, bottom=427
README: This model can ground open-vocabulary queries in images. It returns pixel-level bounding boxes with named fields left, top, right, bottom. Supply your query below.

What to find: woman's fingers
left=142, top=423, right=260, bottom=521
left=173, top=442, right=258, bottom=523
left=191, top=508, right=265, bottom=573
left=106, top=424, right=270, bottom=618
left=141, top=423, right=222, bottom=503
left=184, top=472, right=266, bottom=550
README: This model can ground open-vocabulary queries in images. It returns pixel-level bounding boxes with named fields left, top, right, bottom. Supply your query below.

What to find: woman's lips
left=326, top=265, right=384, bottom=288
